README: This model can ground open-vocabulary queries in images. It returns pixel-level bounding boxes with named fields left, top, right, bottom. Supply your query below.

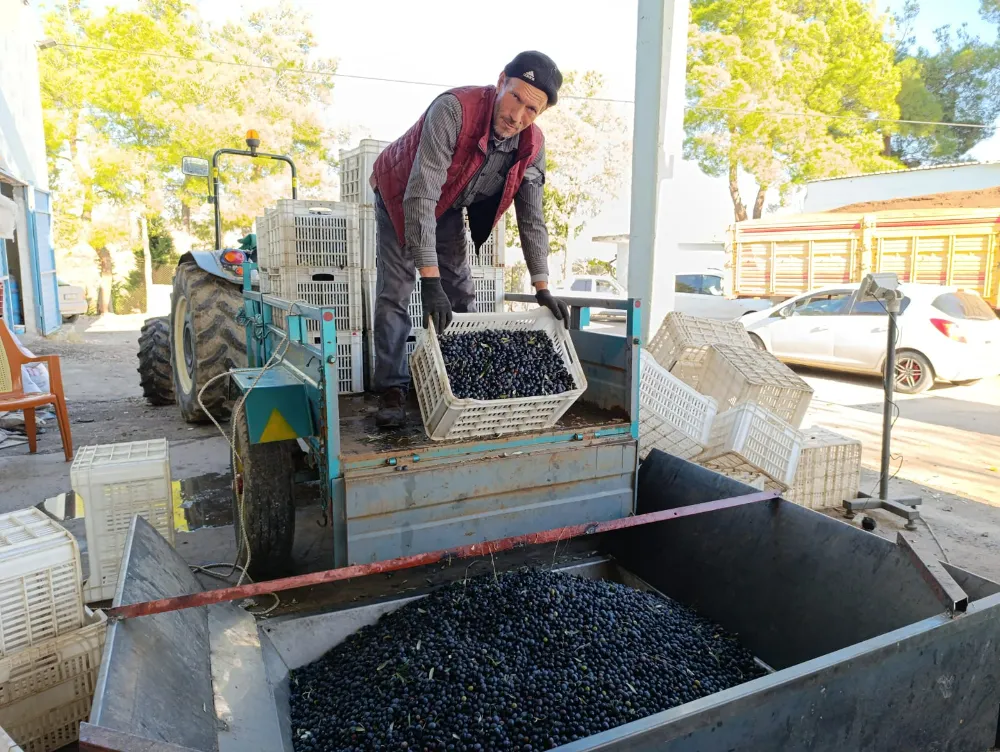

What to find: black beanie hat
left=503, top=51, right=562, bottom=106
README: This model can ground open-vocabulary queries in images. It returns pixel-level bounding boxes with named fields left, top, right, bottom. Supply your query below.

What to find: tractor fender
left=179, top=250, right=244, bottom=285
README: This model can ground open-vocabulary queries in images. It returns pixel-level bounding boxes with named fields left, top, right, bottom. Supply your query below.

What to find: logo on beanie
left=523, top=70, right=535, bottom=81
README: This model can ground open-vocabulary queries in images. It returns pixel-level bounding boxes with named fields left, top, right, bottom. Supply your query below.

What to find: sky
left=35, top=0, right=1000, bottom=262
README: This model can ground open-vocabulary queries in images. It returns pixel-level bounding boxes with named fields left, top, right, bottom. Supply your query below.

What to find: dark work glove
left=421, top=276, right=453, bottom=333
left=536, top=288, right=570, bottom=328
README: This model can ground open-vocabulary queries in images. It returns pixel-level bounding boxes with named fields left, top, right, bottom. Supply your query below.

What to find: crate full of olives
left=409, top=308, right=588, bottom=441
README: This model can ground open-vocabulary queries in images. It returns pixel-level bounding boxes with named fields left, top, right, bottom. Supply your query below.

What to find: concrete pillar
left=627, top=0, right=690, bottom=342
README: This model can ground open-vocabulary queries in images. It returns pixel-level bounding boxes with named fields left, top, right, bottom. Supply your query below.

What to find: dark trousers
left=373, top=193, right=477, bottom=393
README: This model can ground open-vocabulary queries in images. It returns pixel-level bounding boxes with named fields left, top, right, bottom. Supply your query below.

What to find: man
left=369, top=50, right=570, bottom=428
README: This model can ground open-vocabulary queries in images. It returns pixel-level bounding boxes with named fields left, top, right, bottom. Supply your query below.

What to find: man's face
left=493, top=74, right=548, bottom=139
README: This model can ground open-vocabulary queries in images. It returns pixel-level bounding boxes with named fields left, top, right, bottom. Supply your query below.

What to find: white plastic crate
left=709, top=466, right=785, bottom=493
left=359, top=204, right=376, bottom=268
left=673, top=344, right=813, bottom=428
left=362, top=268, right=505, bottom=333
left=784, top=427, right=862, bottom=510
left=0, top=724, right=22, bottom=752
left=71, top=439, right=174, bottom=603
left=339, top=139, right=391, bottom=204
left=465, top=211, right=506, bottom=267
left=0, top=608, right=105, bottom=752
left=638, top=350, right=717, bottom=460
left=253, top=215, right=270, bottom=269
left=359, top=206, right=507, bottom=272
left=411, top=308, right=588, bottom=441
left=0, top=509, right=84, bottom=656
left=648, top=312, right=753, bottom=373
left=363, top=330, right=418, bottom=391
left=697, top=403, right=804, bottom=489
left=258, top=200, right=360, bottom=270
left=333, top=331, right=365, bottom=393
left=265, top=266, right=364, bottom=334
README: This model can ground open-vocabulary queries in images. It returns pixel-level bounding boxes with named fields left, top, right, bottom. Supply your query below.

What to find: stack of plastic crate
left=784, top=427, right=862, bottom=509
left=71, top=439, right=175, bottom=603
left=696, top=403, right=804, bottom=492
left=673, top=343, right=813, bottom=428
left=338, top=139, right=508, bottom=389
left=640, top=313, right=816, bottom=490
left=0, top=508, right=107, bottom=752
left=256, top=198, right=365, bottom=393
left=647, top=312, right=754, bottom=373
left=637, top=351, right=717, bottom=461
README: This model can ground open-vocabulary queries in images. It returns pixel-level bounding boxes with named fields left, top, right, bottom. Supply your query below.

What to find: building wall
left=803, top=163, right=1000, bottom=213
left=0, top=0, right=48, bottom=191
left=0, top=0, right=52, bottom=335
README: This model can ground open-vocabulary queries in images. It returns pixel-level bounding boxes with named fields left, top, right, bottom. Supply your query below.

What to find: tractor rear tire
left=137, top=316, right=175, bottom=406
left=232, top=410, right=296, bottom=581
left=170, top=262, right=247, bottom=423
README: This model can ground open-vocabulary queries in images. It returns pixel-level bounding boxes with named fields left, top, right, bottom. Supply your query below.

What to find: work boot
left=375, top=387, right=406, bottom=428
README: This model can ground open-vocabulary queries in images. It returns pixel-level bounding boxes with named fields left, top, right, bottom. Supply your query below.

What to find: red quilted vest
left=370, top=85, right=542, bottom=250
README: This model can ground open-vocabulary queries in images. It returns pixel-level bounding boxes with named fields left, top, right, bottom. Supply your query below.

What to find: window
left=702, top=275, right=724, bottom=296
left=675, top=275, right=700, bottom=294
left=932, top=292, right=997, bottom=321
left=790, top=291, right=852, bottom=316
left=595, top=279, right=618, bottom=294
left=570, top=279, right=591, bottom=292
left=851, top=297, right=912, bottom=315
left=675, top=274, right=724, bottom=296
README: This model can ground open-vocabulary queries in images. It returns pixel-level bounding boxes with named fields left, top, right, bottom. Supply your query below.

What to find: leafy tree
left=885, top=1, right=1000, bottom=165
left=508, top=71, right=631, bottom=280
left=39, top=0, right=339, bottom=308
left=572, top=258, right=616, bottom=278
left=685, top=0, right=902, bottom=221
left=984, top=0, right=1000, bottom=25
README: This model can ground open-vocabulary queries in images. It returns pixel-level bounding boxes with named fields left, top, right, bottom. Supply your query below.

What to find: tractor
left=136, top=131, right=298, bottom=423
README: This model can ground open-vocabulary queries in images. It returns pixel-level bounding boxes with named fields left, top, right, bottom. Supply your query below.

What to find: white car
left=556, top=272, right=771, bottom=321
left=58, top=279, right=88, bottom=322
left=741, top=283, right=1000, bottom=394
left=557, top=275, right=628, bottom=319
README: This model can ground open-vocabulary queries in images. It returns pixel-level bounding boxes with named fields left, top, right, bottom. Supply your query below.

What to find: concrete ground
left=2, top=313, right=1000, bottom=588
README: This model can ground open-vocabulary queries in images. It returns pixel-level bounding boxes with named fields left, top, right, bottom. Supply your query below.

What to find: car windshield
left=931, top=292, right=997, bottom=321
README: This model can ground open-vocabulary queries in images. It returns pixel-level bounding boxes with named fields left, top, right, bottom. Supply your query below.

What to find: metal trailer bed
left=230, top=271, right=641, bottom=570
left=83, top=452, right=1000, bottom=752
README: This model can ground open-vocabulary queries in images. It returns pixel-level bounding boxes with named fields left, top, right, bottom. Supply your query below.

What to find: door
left=28, top=189, right=60, bottom=335
left=830, top=297, right=906, bottom=372
left=0, top=238, right=10, bottom=325
left=766, top=290, right=853, bottom=364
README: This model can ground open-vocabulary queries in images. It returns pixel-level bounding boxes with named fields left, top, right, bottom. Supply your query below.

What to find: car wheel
left=893, top=351, right=934, bottom=395
left=748, top=333, right=767, bottom=351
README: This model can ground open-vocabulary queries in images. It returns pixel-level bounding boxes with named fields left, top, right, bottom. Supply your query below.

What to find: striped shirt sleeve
left=402, top=94, right=462, bottom=270
left=513, top=142, right=550, bottom=283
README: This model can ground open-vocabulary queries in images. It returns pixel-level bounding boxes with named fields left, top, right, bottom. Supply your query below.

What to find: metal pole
left=880, top=296, right=900, bottom=501
left=627, top=0, right=689, bottom=342
left=211, top=162, right=222, bottom=251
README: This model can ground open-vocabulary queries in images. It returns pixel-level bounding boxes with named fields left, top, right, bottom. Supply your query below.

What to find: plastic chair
left=0, top=319, right=73, bottom=461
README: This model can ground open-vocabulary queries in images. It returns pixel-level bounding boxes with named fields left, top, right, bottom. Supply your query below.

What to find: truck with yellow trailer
left=729, top=207, right=1000, bottom=312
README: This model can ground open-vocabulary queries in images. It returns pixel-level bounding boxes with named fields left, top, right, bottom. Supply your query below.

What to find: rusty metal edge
left=107, top=490, right=779, bottom=621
